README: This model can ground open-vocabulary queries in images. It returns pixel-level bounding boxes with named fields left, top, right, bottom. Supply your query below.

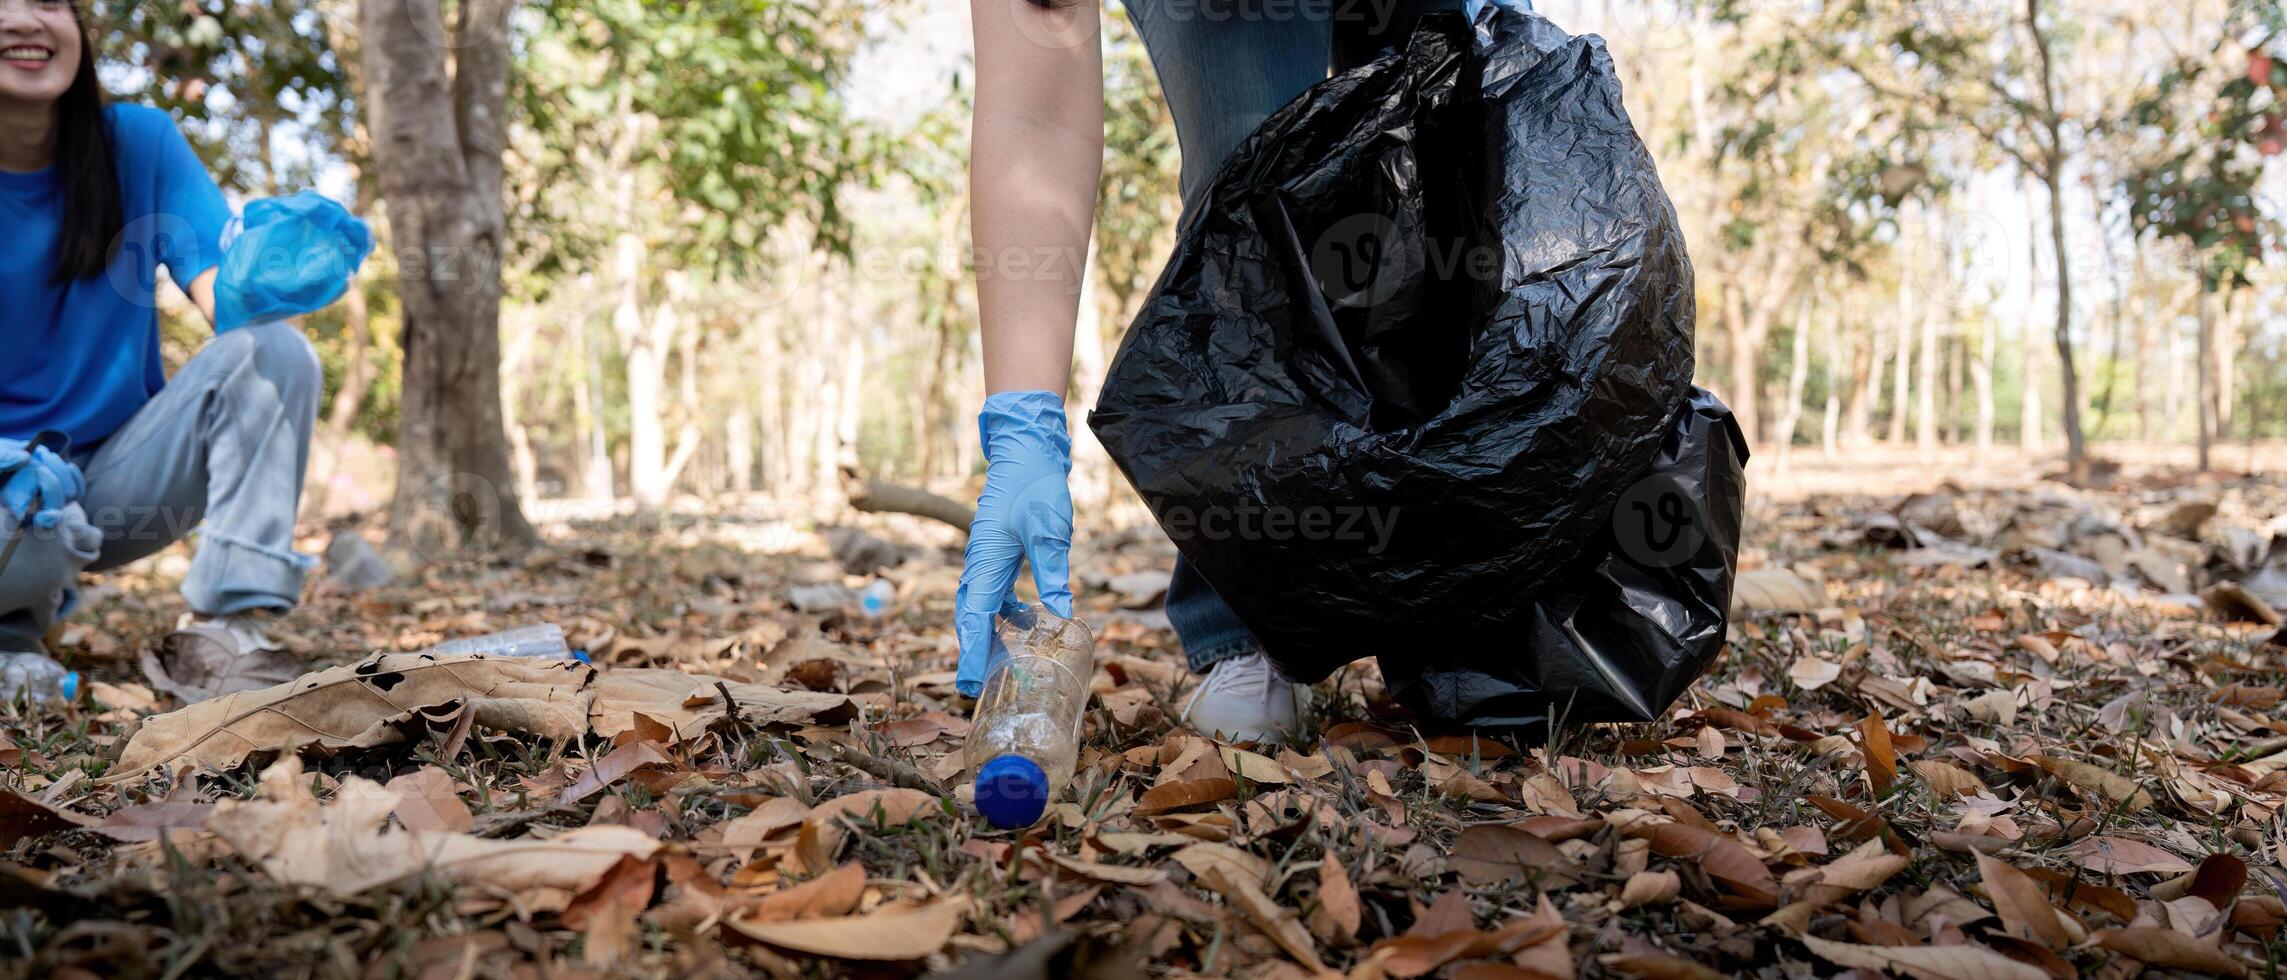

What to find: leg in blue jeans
left=1119, top=0, right=1492, bottom=675
left=1120, top=0, right=1329, bottom=673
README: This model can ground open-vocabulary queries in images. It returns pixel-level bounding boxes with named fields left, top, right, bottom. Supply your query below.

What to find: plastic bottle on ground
left=965, top=608, right=1096, bottom=829
left=427, top=624, right=586, bottom=661
left=860, top=579, right=896, bottom=618
left=0, top=652, right=79, bottom=707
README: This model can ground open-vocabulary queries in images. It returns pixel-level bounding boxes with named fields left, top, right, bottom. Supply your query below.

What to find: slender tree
left=365, top=0, right=537, bottom=556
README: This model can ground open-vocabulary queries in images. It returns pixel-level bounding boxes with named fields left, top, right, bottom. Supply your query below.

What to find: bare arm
left=187, top=267, right=219, bottom=328
left=969, top=0, right=1103, bottom=396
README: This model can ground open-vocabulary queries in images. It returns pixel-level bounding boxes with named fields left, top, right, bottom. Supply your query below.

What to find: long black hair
left=48, top=0, right=121, bottom=284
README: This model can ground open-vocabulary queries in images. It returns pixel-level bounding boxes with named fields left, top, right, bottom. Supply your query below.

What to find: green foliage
left=95, top=0, right=354, bottom=192
left=513, top=0, right=883, bottom=285
left=2118, top=0, right=2282, bottom=289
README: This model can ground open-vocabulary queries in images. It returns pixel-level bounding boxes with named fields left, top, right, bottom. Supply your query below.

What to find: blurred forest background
left=104, top=0, right=2287, bottom=554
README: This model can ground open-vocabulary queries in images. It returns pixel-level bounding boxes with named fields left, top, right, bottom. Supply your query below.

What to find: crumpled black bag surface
left=1089, top=4, right=1744, bottom=727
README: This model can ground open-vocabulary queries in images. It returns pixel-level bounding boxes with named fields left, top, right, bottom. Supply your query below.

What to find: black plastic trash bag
left=1089, top=4, right=1746, bottom=728
left=1377, top=388, right=1747, bottom=729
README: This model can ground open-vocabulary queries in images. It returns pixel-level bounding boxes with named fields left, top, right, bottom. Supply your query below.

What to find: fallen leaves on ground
left=6, top=468, right=2287, bottom=976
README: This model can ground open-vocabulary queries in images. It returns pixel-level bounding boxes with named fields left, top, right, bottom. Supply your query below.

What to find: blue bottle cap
left=59, top=671, right=79, bottom=702
left=974, top=755, right=1049, bottom=829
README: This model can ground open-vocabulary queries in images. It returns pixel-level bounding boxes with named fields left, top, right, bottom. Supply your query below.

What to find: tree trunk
left=756, top=321, right=784, bottom=494
left=574, top=310, right=612, bottom=502
left=2133, top=249, right=2153, bottom=441
left=727, top=405, right=754, bottom=495
left=1972, top=313, right=1996, bottom=461
left=2044, top=165, right=2087, bottom=477
left=1945, top=325, right=1964, bottom=446
left=500, top=306, right=542, bottom=508
left=1821, top=297, right=1842, bottom=457
left=2024, top=0, right=2086, bottom=477
left=2215, top=288, right=2240, bottom=438
left=367, top=0, right=536, bottom=558
left=1917, top=277, right=1940, bottom=453
left=1888, top=279, right=1911, bottom=445
left=1844, top=311, right=1876, bottom=448
left=1774, top=293, right=1812, bottom=474
left=2197, top=285, right=2214, bottom=472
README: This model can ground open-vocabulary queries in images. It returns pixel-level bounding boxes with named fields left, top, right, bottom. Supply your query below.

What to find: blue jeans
left=0, top=323, right=320, bottom=651
left=1119, top=0, right=1501, bottom=674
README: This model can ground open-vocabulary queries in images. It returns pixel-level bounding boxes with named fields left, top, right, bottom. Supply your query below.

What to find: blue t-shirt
left=0, top=104, right=229, bottom=449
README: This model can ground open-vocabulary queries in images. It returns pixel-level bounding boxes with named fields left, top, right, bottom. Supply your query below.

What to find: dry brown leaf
left=1200, top=865, right=1327, bottom=973
left=561, top=740, right=676, bottom=803
left=2059, top=835, right=2194, bottom=876
left=1795, top=934, right=2047, bottom=980
left=1601, top=952, right=1723, bottom=980
left=797, top=789, right=939, bottom=873
left=1218, top=746, right=1292, bottom=785
left=1615, top=870, right=1681, bottom=910
left=1622, top=818, right=1779, bottom=907
left=2091, top=927, right=2249, bottom=977
left=386, top=767, right=474, bottom=833
left=2030, top=755, right=2153, bottom=812
left=1133, top=778, right=1236, bottom=816
left=106, top=654, right=595, bottom=782
left=207, top=757, right=658, bottom=897
left=1910, top=759, right=1988, bottom=798
left=587, top=668, right=854, bottom=741
left=90, top=802, right=213, bottom=842
left=1169, top=842, right=1270, bottom=888
left=2176, top=854, right=2248, bottom=909
left=0, top=789, right=95, bottom=845
left=745, top=862, right=866, bottom=922
left=562, top=854, right=658, bottom=966
left=141, top=632, right=301, bottom=705
left=692, top=797, right=810, bottom=858
left=1371, top=918, right=1565, bottom=979
left=1449, top=825, right=1580, bottom=889
left=1042, top=852, right=1168, bottom=886
left=721, top=898, right=967, bottom=960
left=1308, top=854, right=1361, bottom=945
left=1789, top=656, right=1843, bottom=691
left=1788, top=842, right=1906, bottom=906
left=1973, top=851, right=2070, bottom=949
left=1733, top=568, right=1829, bottom=613
left=1860, top=712, right=1897, bottom=797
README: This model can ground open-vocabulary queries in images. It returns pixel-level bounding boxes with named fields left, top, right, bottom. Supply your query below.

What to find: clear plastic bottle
left=860, top=579, right=896, bottom=618
left=966, top=608, right=1096, bottom=829
left=426, top=624, right=587, bottom=662
left=0, top=652, right=80, bottom=707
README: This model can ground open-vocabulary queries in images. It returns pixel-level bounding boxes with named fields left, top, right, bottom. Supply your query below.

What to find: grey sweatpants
left=0, top=322, right=321, bottom=651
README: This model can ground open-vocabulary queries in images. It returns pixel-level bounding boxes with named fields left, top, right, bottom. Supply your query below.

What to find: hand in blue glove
left=954, top=390, right=1076, bottom=698
left=214, top=191, right=375, bottom=332
left=0, top=439, right=85, bottom=531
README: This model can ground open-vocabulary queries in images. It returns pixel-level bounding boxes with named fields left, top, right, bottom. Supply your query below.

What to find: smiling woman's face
left=0, top=0, right=81, bottom=112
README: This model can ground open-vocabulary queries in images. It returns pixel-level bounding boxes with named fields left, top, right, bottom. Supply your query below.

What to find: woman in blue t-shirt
left=1, top=0, right=321, bottom=668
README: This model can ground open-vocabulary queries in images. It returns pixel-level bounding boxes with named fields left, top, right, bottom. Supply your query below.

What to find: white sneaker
left=169, top=611, right=287, bottom=659
left=1181, top=649, right=1308, bottom=746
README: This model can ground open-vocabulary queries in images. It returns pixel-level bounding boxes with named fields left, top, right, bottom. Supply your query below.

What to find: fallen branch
left=840, top=467, right=975, bottom=533
left=814, top=741, right=947, bottom=797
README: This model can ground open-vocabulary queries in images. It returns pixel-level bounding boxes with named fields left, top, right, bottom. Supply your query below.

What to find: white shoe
left=170, top=611, right=287, bottom=659
left=1181, top=649, right=1307, bottom=746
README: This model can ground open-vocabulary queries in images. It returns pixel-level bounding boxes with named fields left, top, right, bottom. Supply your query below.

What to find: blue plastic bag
left=213, top=191, right=375, bottom=332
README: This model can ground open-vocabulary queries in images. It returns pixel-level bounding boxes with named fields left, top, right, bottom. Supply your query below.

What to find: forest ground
left=4, top=446, right=2287, bottom=979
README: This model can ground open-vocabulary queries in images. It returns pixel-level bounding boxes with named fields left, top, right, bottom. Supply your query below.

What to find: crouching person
left=1, top=0, right=321, bottom=663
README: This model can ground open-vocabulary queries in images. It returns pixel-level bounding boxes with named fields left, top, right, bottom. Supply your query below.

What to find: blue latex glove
left=214, top=191, right=375, bottom=332
left=0, top=439, right=85, bottom=531
left=954, top=390, right=1076, bottom=697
